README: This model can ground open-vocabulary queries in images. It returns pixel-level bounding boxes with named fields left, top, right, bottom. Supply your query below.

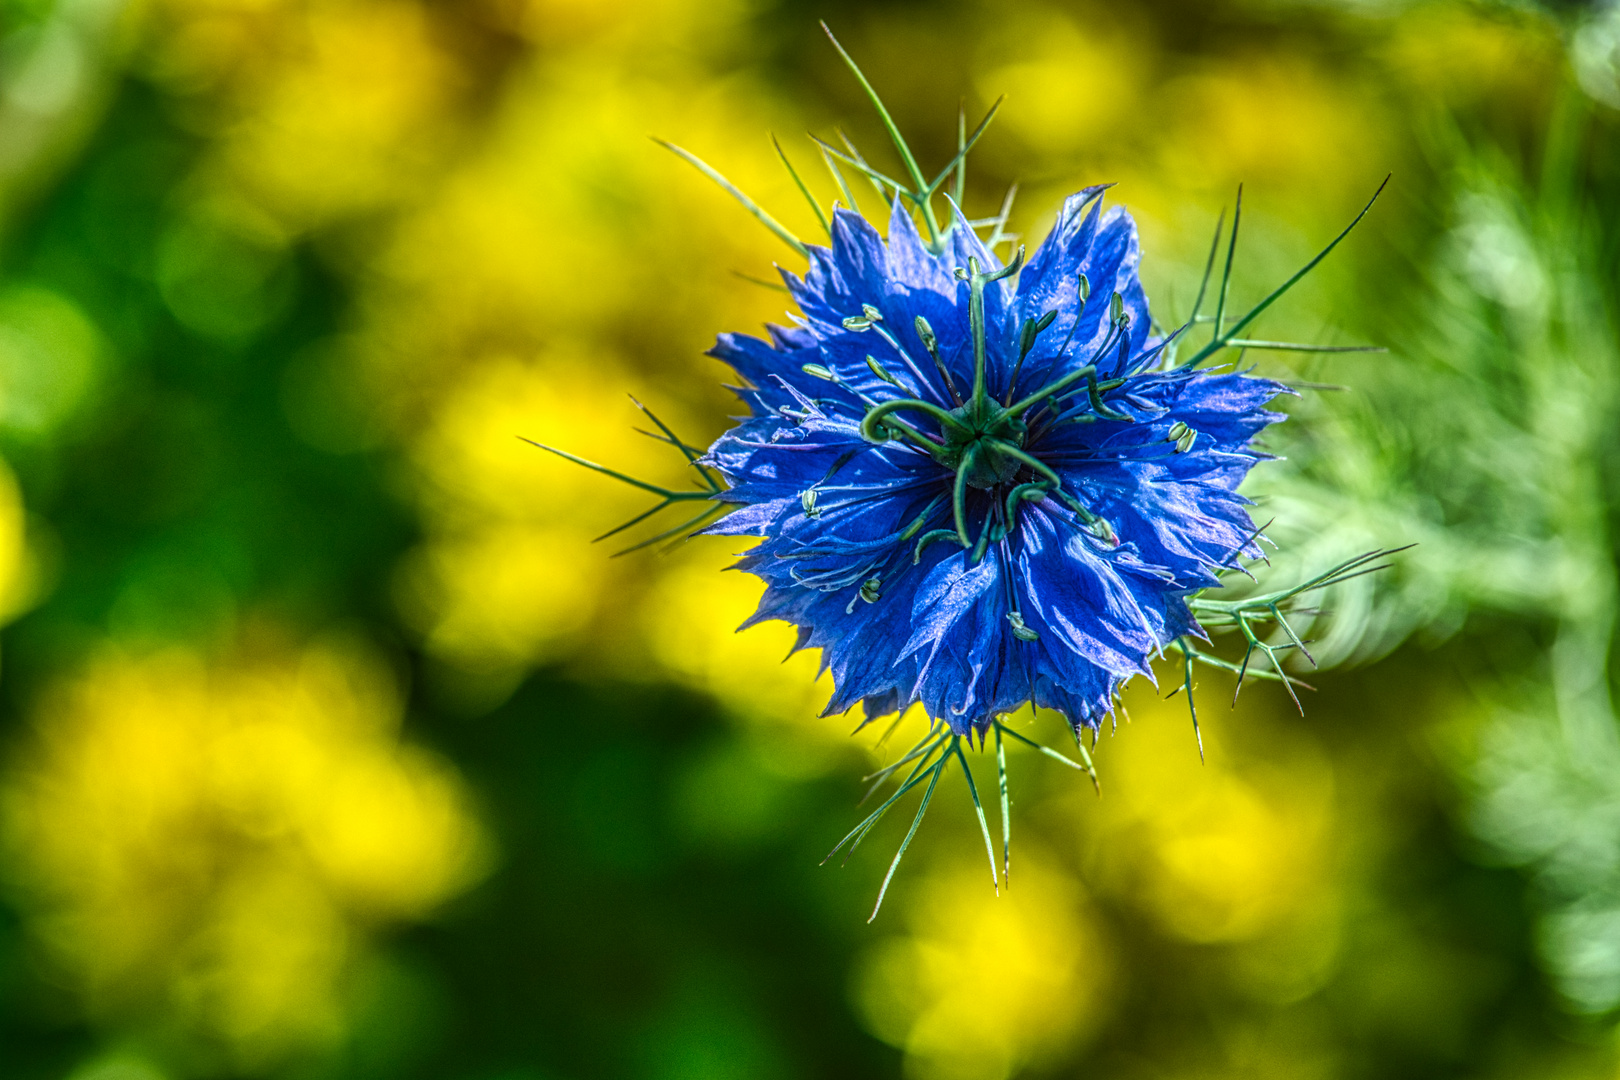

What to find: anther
left=1109, top=291, right=1126, bottom=327
left=802, top=363, right=837, bottom=381
left=801, top=489, right=820, bottom=517
left=1175, top=427, right=1198, bottom=454
left=1017, top=310, right=1058, bottom=361
left=914, top=316, right=938, bottom=357
left=913, top=315, right=962, bottom=404
left=861, top=303, right=883, bottom=322
left=842, top=315, right=872, bottom=331
left=1078, top=273, right=1091, bottom=303
left=1007, top=612, right=1040, bottom=642
left=1018, top=318, right=1038, bottom=360
left=1058, top=490, right=1118, bottom=545
left=865, top=355, right=901, bottom=386
left=1167, top=421, right=1189, bottom=442
left=859, top=577, right=882, bottom=603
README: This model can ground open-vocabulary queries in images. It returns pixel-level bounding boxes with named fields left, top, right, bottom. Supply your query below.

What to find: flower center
left=944, top=401, right=1027, bottom=488
left=839, top=255, right=1135, bottom=565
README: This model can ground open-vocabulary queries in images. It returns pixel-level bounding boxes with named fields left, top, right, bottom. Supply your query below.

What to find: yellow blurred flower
left=394, top=352, right=645, bottom=673
left=0, top=635, right=489, bottom=1067
left=0, top=455, right=37, bottom=625
left=852, top=851, right=1111, bottom=1080
left=1081, top=687, right=1335, bottom=944
left=1154, top=55, right=1380, bottom=205
left=975, top=5, right=1146, bottom=158
left=1382, top=5, right=1561, bottom=108
left=146, top=0, right=462, bottom=230
left=643, top=543, right=854, bottom=769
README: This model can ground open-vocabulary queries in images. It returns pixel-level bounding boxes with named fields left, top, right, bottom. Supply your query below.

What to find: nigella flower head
left=705, top=189, right=1281, bottom=739
left=530, top=25, right=1396, bottom=917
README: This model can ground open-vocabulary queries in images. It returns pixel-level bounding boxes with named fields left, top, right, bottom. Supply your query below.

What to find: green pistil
left=852, top=257, right=1131, bottom=574
left=951, top=445, right=977, bottom=548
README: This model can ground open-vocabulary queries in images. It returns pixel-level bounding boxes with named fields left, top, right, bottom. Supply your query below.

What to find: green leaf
left=953, top=742, right=999, bottom=892
left=1226, top=338, right=1386, bottom=353
left=925, top=97, right=1003, bottom=197
left=822, top=23, right=926, bottom=208
left=819, top=141, right=862, bottom=215
left=654, top=138, right=808, bottom=258
left=1213, top=184, right=1243, bottom=340
left=869, top=751, right=947, bottom=922
left=773, top=134, right=830, bottom=236
left=1186, top=176, right=1390, bottom=367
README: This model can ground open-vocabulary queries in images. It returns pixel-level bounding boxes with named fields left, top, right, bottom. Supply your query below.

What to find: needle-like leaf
left=773, top=134, right=830, bottom=236
left=655, top=138, right=808, bottom=258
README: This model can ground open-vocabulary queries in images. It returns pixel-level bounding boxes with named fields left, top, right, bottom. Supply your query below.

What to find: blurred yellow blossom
left=215, top=0, right=459, bottom=228
left=975, top=5, right=1146, bottom=158
left=644, top=543, right=856, bottom=768
left=0, top=634, right=489, bottom=1067
left=145, top=0, right=463, bottom=230
left=852, top=851, right=1111, bottom=1080
left=0, top=456, right=36, bottom=626
left=1082, top=686, right=1335, bottom=944
left=394, top=351, right=670, bottom=674
left=1381, top=5, right=1561, bottom=108
left=1153, top=55, right=1380, bottom=207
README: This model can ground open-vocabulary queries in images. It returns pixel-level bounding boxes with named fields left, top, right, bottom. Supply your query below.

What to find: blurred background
left=0, top=0, right=1618, bottom=1077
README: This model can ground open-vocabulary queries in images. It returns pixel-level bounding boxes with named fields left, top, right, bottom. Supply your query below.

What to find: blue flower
left=530, top=29, right=1387, bottom=916
left=703, top=190, right=1289, bottom=737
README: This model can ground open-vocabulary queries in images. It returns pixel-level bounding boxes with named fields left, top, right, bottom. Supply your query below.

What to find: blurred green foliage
left=1, top=1, right=1620, bottom=1079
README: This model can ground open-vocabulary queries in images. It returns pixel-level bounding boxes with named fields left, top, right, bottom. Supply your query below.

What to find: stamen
left=1005, top=309, right=1058, bottom=404
left=867, top=321, right=938, bottom=397
left=1052, top=487, right=1117, bottom=545
left=1031, top=271, right=1091, bottom=393
left=966, top=257, right=988, bottom=403
left=914, top=315, right=963, bottom=404
left=860, top=397, right=967, bottom=446
left=961, top=249, right=1025, bottom=408
left=1003, top=481, right=1049, bottom=532
left=899, top=494, right=946, bottom=541
left=866, top=355, right=901, bottom=386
